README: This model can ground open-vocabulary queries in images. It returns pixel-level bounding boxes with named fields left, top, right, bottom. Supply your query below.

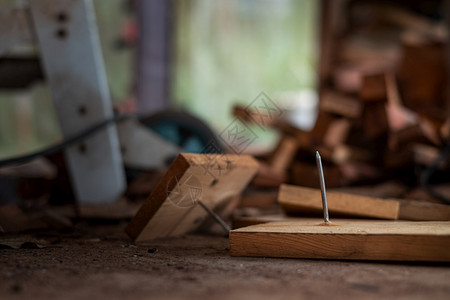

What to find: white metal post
left=29, top=0, right=125, bottom=204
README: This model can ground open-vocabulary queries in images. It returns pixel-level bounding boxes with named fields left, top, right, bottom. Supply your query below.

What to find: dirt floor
left=1, top=221, right=449, bottom=300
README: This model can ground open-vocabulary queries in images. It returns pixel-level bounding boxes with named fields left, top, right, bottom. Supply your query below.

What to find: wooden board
left=323, top=118, right=351, bottom=148
left=279, top=184, right=450, bottom=221
left=251, top=162, right=286, bottom=187
left=398, top=201, right=450, bottom=221
left=268, top=136, right=298, bottom=174
left=125, top=153, right=259, bottom=242
left=279, top=184, right=400, bottom=219
left=362, top=101, right=389, bottom=139
left=319, top=90, right=362, bottom=118
left=233, top=205, right=450, bottom=228
left=309, top=111, right=334, bottom=144
left=229, top=219, right=450, bottom=262
left=360, top=73, right=387, bottom=102
left=330, top=144, right=373, bottom=164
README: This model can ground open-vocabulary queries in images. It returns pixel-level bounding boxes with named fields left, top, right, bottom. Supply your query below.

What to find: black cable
left=420, top=141, right=450, bottom=204
left=0, top=113, right=136, bottom=167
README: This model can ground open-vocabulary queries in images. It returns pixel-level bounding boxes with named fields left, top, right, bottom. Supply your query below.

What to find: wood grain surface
left=230, top=218, right=450, bottom=262
left=279, top=184, right=450, bottom=221
left=126, top=153, right=258, bottom=242
left=279, top=184, right=400, bottom=219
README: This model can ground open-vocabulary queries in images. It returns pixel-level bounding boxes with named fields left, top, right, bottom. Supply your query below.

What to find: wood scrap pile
left=230, top=2, right=450, bottom=262
left=235, top=1, right=449, bottom=193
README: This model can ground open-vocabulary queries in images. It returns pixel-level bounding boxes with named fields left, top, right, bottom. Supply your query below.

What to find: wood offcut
left=279, top=184, right=450, bottom=221
left=230, top=218, right=450, bottom=262
left=126, top=153, right=259, bottom=242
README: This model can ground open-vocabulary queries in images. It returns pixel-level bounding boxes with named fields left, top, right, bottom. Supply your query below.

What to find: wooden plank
left=279, top=184, right=400, bottom=219
left=279, top=184, right=450, bottom=221
left=323, top=118, right=351, bottom=148
left=251, top=162, right=286, bottom=187
left=399, top=201, right=450, bottom=221
left=229, top=219, right=450, bottom=262
left=232, top=105, right=253, bottom=124
left=331, top=144, right=373, bottom=164
left=233, top=201, right=450, bottom=230
left=310, top=111, right=334, bottom=144
left=360, top=73, right=387, bottom=102
left=362, top=101, right=389, bottom=139
left=397, top=39, right=447, bottom=111
left=125, top=153, right=258, bottom=242
left=232, top=105, right=279, bottom=128
left=332, top=65, right=363, bottom=94
left=293, top=129, right=312, bottom=149
left=268, top=136, right=298, bottom=174
left=319, top=90, right=362, bottom=118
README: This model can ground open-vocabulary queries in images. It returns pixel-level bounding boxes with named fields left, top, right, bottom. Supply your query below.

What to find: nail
left=316, top=151, right=330, bottom=223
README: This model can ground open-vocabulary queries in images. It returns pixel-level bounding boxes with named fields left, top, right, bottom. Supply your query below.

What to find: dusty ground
left=1, top=221, right=449, bottom=300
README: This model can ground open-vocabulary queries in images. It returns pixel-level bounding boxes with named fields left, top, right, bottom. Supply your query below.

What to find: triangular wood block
left=126, top=153, right=258, bottom=242
left=230, top=219, right=450, bottom=262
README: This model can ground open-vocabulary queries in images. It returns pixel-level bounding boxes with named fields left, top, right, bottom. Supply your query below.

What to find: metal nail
left=315, top=151, right=330, bottom=223
left=197, top=200, right=231, bottom=233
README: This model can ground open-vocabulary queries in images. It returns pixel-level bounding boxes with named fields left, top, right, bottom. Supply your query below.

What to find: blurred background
left=0, top=0, right=318, bottom=158
left=0, top=0, right=449, bottom=207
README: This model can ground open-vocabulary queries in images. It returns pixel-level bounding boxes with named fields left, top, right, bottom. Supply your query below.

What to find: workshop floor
left=1, top=222, right=449, bottom=300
